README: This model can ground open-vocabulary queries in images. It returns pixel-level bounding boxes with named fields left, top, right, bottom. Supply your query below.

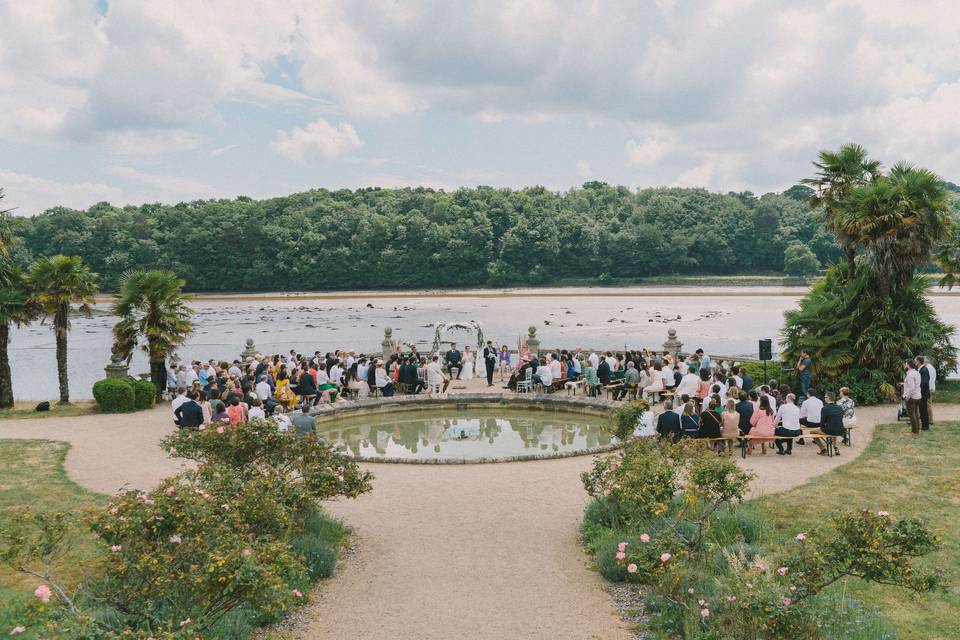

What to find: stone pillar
left=104, top=354, right=129, bottom=379
left=382, top=326, right=396, bottom=361
left=241, top=338, right=258, bottom=361
left=662, top=328, right=683, bottom=363
left=525, top=326, right=540, bottom=358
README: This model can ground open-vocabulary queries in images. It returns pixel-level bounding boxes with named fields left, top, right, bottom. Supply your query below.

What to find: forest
left=2, top=180, right=951, bottom=292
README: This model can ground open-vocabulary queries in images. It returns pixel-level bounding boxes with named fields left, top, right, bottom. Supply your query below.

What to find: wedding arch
left=430, top=320, right=485, bottom=355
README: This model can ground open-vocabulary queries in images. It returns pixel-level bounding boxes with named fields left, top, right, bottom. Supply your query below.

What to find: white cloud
left=625, top=137, right=670, bottom=166
left=210, top=144, right=239, bottom=158
left=576, top=159, right=593, bottom=179
left=103, top=166, right=217, bottom=200
left=0, top=169, right=123, bottom=216
left=106, top=130, right=204, bottom=158
left=273, top=118, right=363, bottom=162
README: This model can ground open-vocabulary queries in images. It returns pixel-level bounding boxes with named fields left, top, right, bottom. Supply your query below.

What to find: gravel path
left=2, top=387, right=947, bottom=639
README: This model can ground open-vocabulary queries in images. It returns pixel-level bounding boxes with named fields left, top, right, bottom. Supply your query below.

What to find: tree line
left=4, top=183, right=846, bottom=292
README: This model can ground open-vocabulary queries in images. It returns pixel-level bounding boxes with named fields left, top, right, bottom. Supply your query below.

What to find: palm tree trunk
left=844, top=245, right=856, bottom=280
left=0, top=323, right=13, bottom=409
left=55, top=303, right=70, bottom=404
left=150, top=359, right=166, bottom=401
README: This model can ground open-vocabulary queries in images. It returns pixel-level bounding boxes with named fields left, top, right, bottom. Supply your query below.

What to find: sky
left=1, top=0, right=959, bottom=216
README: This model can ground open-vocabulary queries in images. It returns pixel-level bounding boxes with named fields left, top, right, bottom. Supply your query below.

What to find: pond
left=315, top=406, right=615, bottom=462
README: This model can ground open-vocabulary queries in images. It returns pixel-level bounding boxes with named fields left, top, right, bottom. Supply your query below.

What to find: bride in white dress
left=460, top=346, right=475, bottom=380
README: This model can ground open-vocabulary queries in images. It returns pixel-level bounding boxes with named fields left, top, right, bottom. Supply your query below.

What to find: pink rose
left=640, top=533, right=650, bottom=543
left=687, top=588, right=695, bottom=595
left=698, top=599, right=706, bottom=606
left=782, top=597, right=792, bottom=607
left=198, top=424, right=207, bottom=431
left=169, top=447, right=177, bottom=454
left=878, top=510, right=889, bottom=517
left=701, top=608, right=710, bottom=617
left=627, top=564, right=637, bottom=573
left=166, top=486, right=176, bottom=496
left=293, top=589, right=303, bottom=598
left=180, top=618, right=191, bottom=627
left=34, top=585, right=51, bottom=603
left=726, top=595, right=737, bottom=602
left=11, top=627, right=26, bottom=635
left=221, top=504, right=230, bottom=511
left=777, top=567, right=788, bottom=576
left=111, top=545, right=122, bottom=552
left=795, top=532, right=806, bottom=542
left=615, top=551, right=626, bottom=561
left=617, top=542, right=628, bottom=552
left=216, top=426, right=225, bottom=434
left=660, top=553, right=671, bottom=563
left=168, top=535, right=182, bottom=544
left=753, top=561, right=766, bottom=572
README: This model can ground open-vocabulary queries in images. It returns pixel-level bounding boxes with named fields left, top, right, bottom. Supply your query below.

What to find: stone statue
left=382, top=326, right=396, bottom=361
left=663, top=328, right=683, bottom=363
left=525, top=325, right=540, bottom=357
left=241, top=338, right=258, bottom=360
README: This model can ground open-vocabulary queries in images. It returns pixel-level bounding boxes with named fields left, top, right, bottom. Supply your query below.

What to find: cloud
left=625, top=137, right=671, bottom=166
left=576, top=160, right=593, bottom=179
left=0, top=169, right=123, bottom=216
left=106, top=130, right=204, bottom=158
left=210, top=144, right=239, bottom=158
left=103, top=166, right=217, bottom=200
left=273, top=118, right=363, bottom=162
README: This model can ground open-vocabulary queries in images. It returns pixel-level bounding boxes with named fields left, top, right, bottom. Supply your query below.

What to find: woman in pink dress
left=748, top=395, right=775, bottom=455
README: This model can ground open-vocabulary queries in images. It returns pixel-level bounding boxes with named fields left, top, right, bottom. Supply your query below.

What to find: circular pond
left=316, top=405, right=615, bottom=463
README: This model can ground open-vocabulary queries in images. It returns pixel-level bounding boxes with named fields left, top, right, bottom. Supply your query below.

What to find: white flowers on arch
left=430, top=321, right=485, bottom=356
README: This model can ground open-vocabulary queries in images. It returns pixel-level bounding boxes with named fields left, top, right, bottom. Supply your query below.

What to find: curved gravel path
left=2, top=394, right=945, bottom=640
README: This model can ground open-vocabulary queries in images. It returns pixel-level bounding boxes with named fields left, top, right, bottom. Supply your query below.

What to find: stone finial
left=662, top=327, right=683, bottom=363
left=241, top=338, right=258, bottom=360
left=528, top=326, right=537, bottom=338
left=382, top=326, right=396, bottom=361
left=525, top=325, right=540, bottom=357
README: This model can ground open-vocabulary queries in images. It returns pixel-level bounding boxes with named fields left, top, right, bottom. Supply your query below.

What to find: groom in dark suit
left=482, top=340, right=497, bottom=387
left=445, top=342, right=463, bottom=379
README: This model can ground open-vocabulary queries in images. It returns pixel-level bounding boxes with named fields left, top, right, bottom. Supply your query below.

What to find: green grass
left=933, top=380, right=960, bottom=404
left=0, top=402, right=97, bottom=421
left=754, top=421, right=960, bottom=639
left=0, top=440, right=107, bottom=613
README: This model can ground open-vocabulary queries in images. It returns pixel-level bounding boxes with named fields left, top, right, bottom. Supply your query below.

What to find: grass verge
left=754, top=421, right=960, bottom=639
left=0, top=402, right=97, bottom=421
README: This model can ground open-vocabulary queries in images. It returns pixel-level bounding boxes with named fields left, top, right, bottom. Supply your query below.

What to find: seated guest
left=720, top=399, right=740, bottom=452
left=292, top=403, right=316, bottom=435
left=675, top=368, right=701, bottom=399
left=273, top=405, right=292, bottom=432
left=680, top=402, right=700, bottom=438
left=774, top=393, right=802, bottom=455
left=248, top=398, right=266, bottom=421
left=695, top=372, right=711, bottom=400
left=582, top=360, right=600, bottom=397
left=597, top=356, right=612, bottom=386
left=735, top=391, right=754, bottom=435
left=811, top=391, right=845, bottom=456
left=614, top=361, right=640, bottom=400
left=699, top=398, right=723, bottom=442
left=656, top=401, right=682, bottom=443
left=374, top=360, right=395, bottom=397
left=533, top=361, right=554, bottom=389
left=798, top=388, right=823, bottom=444
left=748, top=395, right=776, bottom=454
left=226, top=396, right=248, bottom=426
left=297, top=368, right=318, bottom=402
left=838, top=387, right=857, bottom=427
left=211, top=400, right=231, bottom=424
left=642, top=362, right=665, bottom=399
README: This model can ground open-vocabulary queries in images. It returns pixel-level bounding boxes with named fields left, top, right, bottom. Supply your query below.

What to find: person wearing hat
left=374, top=360, right=395, bottom=397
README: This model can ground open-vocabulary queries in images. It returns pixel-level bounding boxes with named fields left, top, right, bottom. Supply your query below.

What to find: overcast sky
left=1, top=0, right=958, bottom=216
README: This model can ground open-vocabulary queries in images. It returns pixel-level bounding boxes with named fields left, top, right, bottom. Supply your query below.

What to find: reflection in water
left=318, top=409, right=613, bottom=460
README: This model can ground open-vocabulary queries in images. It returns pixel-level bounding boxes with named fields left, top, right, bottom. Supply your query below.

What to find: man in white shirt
left=534, top=363, right=553, bottom=388
left=357, top=358, right=369, bottom=381
left=902, top=360, right=922, bottom=434
left=426, top=355, right=449, bottom=393
left=185, top=365, right=199, bottom=386
left=315, top=365, right=329, bottom=385
left=255, top=375, right=272, bottom=405
left=548, top=354, right=562, bottom=380
left=170, top=388, right=189, bottom=425
left=228, top=360, right=242, bottom=378
left=676, top=371, right=700, bottom=399
left=799, top=389, right=823, bottom=428
left=774, top=393, right=802, bottom=455
left=330, top=362, right=344, bottom=385
left=588, top=351, right=599, bottom=369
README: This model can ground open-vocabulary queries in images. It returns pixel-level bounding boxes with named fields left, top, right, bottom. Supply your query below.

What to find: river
left=7, top=286, right=960, bottom=401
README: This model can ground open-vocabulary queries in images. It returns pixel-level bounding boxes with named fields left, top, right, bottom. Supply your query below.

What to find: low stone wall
left=308, top=393, right=621, bottom=465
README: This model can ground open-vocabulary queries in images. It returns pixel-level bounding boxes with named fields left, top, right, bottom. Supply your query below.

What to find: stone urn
left=241, top=338, right=258, bottom=360
left=525, top=325, right=540, bottom=357
left=104, top=352, right=129, bottom=379
left=663, top=328, right=683, bottom=363
left=382, top=326, right=396, bottom=361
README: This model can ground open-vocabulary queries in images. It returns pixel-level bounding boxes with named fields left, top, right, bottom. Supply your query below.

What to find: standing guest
left=174, top=391, right=204, bottom=430
left=696, top=349, right=711, bottom=375
left=292, top=404, right=316, bottom=435
left=549, top=353, right=562, bottom=380
left=902, top=359, right=922, bottom=435
left=739, top=367, right=753, bottom=393
left=748, top=395, right=775, bottom=455
left=922, top=356, right=936, bottom=424
left=330, top=360, right=344, bottom=385
left=796, top=349, right=813, bottom=397
left=170, top=387, right=189, bottom=426
left=588, top=350, right=600, bottom=370
left=197, top=390, right=212, bottom=424
left=445, top=342, right=463, bottom=379
left=680, top=402, right=700, bottom=439
left=484, top=341, right=499, bottom=386
left=774, top=393, right=802, bottom=455
left=916, top=356, right=931, bottom=431
left=656, top=401, right=682, bottom=443
left=675, top=368, right=701, bottom=399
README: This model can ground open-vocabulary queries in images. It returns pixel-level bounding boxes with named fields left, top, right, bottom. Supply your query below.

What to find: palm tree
left=0, top=260, right=36, bottom=408
left=29, top=255, right=99, bottom=404
left=801, top=143, right=882, bottom=278
left=111, top=270, right=193, bottom=399
left=0, top=188, right=15, bottom=258
left=837, top=164, right=950, bottom=297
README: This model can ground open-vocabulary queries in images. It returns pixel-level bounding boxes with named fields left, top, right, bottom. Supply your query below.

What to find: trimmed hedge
left=92, top=378, right=136, bottom=413
left=132, top=379, right=157, bottom=410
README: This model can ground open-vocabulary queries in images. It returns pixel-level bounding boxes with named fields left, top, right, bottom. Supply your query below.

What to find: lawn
left=755, top=421, right=960, bottom=639
left=933, top=379, right=960, bottom=404
left=0, top=402, right=97, bottom=421
left=0, top=440, right=106, bottom=617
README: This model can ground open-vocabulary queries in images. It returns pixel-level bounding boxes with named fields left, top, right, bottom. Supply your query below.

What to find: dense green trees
left=9, top=184, right=842, bottom=291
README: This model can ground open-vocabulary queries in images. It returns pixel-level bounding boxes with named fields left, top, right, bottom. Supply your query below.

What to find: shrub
left=832, top=367, right=893, bottom=405
left=607, top=400, right=650, bottom=440
left=132, top=379, right=157, bottom=410
left=91, top=378, right=135, bottom=413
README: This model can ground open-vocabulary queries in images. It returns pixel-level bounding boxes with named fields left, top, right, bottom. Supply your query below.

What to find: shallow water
left=7, top=287, right=960, bottom=400
left=317, top=408, right=612, bottom=461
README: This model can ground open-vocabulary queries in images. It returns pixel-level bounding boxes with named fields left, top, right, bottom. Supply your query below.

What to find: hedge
left=132, top=379, right=157, bottom=410
left=92, top=378, right=136, bottom=413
